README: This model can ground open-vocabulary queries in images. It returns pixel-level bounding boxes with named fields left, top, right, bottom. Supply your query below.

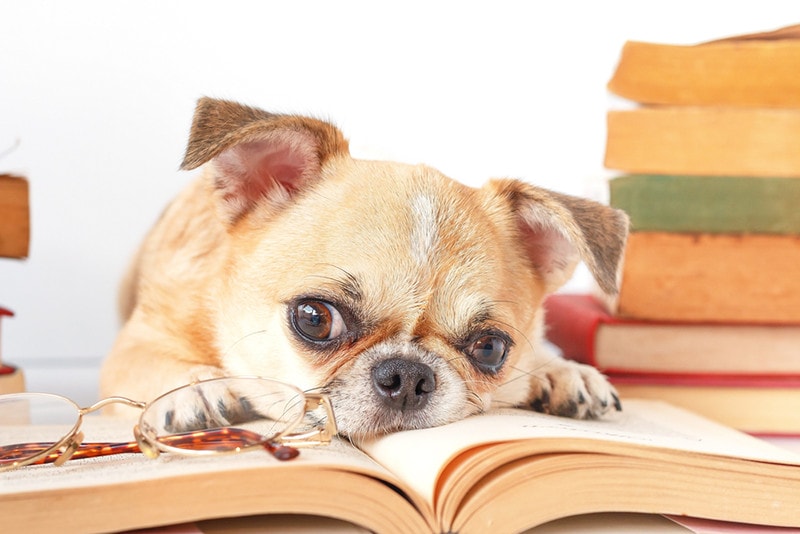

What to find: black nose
left=372, top=358, right=436, bottom=411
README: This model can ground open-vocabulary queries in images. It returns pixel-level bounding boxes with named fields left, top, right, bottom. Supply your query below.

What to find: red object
left=608, top=372, right=800, bottom=389
left=543, top=293, right=800, bottom=379
left=0, top=305, right=13, bottom=370
left=543, top=294, right=607, bottom=368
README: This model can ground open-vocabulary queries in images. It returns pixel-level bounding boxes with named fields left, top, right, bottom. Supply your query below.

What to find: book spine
left=618, top=232, right=800, bottom=323
left=543, top=294, right=607, bottom=366
left=610, top=175, right=800, bottom=234
left=607, top=39, right=800, bottom=108
left=0, top=175, right=30, bottom=259
left=0, top=365, right=25, bottom=394
left=605, top=107, right=800, bottom=178
left=608, top=372, right=800, bottom=387
left=608, top=374, right=800, bottom=434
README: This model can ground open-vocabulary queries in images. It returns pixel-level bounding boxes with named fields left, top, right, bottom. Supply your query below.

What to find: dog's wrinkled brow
left=337, top=273, right=363, bottom=303
left=459, top=303, right=497, bottom=336
left=314, top=266, right=363, bottom=303
left=420, top=296, right=501, bottom=343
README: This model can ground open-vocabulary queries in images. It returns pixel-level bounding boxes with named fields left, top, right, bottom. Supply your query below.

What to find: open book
left=2, top=400, right=800, bottom=533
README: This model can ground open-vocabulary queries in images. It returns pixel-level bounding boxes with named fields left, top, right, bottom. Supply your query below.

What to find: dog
left=100, top=98, right=629, bottom=439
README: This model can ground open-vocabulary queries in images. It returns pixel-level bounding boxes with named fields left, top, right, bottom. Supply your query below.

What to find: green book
left=609, top=175, right=800, bottom=234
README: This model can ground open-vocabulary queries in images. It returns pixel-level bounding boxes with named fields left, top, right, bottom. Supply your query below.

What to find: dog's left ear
left=180, top=97, right=350, bottom=222
left=489, top=179, right=629, bottom=295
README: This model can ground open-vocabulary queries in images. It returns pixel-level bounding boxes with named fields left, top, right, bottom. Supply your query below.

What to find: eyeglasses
left=0, top=376, right=337, bottom=472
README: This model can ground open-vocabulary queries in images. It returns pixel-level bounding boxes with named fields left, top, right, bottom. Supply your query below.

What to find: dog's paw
left=147, top=367, right=253, bottom=434
left=527, top=359, right=621, bottom=419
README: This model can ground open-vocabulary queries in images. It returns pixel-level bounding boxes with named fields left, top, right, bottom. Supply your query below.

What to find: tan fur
left=100, top=98, right=629, bottom=438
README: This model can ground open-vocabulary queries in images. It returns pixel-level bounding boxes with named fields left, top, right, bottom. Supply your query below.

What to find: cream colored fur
left=100, top=98, right=629, bottom=438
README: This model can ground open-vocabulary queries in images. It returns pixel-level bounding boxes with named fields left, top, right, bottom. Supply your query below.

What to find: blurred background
left=1, top=0, right=797, bottom=404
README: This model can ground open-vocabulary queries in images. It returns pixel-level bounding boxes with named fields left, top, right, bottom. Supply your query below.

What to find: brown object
left=617, top=232, right=800, bottom=323
left=608, top=24, right=800, bottom=107
left=0, top=175, right=30, bottom=259
left=0, top=366, right=25, bottom=394
left=605, top=107, right=800, bottom=178
left=611, top=375, right=800, bottom=435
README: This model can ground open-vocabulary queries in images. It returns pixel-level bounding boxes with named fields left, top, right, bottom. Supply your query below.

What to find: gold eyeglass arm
left=278, top=394, right=338, bottom=447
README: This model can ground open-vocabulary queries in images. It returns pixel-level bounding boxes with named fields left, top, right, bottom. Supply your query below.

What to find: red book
left=0, top=306, right=23, bottom=393
left=0, top=306, right=13, bottom=374
left=543, top=293, right=800, bottom=378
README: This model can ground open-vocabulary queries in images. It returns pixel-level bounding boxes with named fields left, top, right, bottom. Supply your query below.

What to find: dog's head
left=182, top=98, right=627, bottom=438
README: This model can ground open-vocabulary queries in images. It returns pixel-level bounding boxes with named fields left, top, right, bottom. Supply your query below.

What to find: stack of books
left=0, top=173, right=29, bottom=394
left=545, top=24, right=800, bottom=435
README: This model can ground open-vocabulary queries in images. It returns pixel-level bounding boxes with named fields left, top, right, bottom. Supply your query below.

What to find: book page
left=2, top=414, right=438, bottom=534
left=0, top=414, right=399, bottom=495
left=359, top=399, right=800, bottom=506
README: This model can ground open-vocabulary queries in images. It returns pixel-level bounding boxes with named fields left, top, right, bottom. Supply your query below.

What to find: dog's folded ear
left=490, top=179, right=629, bottom=295
left=181, top=98, right=350, bottom=222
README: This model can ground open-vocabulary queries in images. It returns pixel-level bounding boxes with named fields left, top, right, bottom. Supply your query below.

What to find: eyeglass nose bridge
left=48, top=397, right=148, bottom=467
left=81, top=397, right=155, bottom=458
left=82, top=396, right=147, bottom=415
left=278, top=394, right=338, bottom=447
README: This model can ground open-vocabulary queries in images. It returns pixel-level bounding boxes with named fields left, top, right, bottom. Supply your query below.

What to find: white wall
left=1, top=1, right=797, bottom=370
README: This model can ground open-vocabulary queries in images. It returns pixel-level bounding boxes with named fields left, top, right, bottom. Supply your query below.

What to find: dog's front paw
left=527, top=359, right=621, bottom=419
left=159, top=380, right=250, bottom=434
left=146, top=367, right=250, bottom=434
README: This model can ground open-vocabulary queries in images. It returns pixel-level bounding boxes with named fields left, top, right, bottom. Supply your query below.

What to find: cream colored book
left=0, top=367, right=24, bottom=395
left=2, top=400, right=800, bottom=534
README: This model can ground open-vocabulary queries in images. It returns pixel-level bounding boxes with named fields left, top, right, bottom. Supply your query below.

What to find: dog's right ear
left=181, top=98, right=350, bottom=222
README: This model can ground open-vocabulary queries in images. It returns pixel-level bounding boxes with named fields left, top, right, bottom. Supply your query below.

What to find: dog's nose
left=372, top=358, right=436, bottom=411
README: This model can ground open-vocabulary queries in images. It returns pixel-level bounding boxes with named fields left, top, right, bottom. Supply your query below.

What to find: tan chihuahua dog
left=100, top=98, right=628, bottom=438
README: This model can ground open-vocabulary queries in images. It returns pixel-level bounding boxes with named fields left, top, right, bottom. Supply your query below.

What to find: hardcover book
left=609, top=175, right=800, bottom=234
left=0, top=174, right=30, bottom=259
left=616, top=232, right=800, bottom=323
left=609, top=375, right=800, bottom=435
left=2, top=401, right=800, bottom=533
left=543, top=294, right=800, bottom=376
left=0, top=307, right=24, bottom=395
left=607, top=24, right=800, bottom=108
left=605, top=107, right=800, bottom=178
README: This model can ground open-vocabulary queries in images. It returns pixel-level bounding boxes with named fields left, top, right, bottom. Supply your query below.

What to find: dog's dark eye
left=292, top=300, right=347, bottom=342
left=465, top=334, right=509, bottom=372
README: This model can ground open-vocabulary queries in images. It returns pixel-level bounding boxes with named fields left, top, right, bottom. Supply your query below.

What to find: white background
left=1, top=1, right=798, bottom=402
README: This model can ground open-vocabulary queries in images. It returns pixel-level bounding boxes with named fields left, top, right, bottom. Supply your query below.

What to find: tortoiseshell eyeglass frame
left=0, top=376, right=337, bottom=472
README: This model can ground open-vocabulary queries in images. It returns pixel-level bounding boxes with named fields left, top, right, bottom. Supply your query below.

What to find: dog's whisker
left=219, top=330, right=270, bottom=361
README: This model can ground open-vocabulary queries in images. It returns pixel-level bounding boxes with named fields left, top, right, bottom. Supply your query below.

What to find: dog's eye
left=292, top=300, right=347, bottom=342
left=465, top=334, right=509, bottom=372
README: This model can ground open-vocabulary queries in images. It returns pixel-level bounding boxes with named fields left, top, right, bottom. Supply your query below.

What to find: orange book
left=615, top=232, right=800, bottom=323
left=0, top=175, right=30, bottom=259
left=607, top=24, right=800, bottom=108
left=605, top=107, right=800, bottom=178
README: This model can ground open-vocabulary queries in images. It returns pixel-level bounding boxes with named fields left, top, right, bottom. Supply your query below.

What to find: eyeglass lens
left=0, top=378, right=311, bottom=468
left=138, top=377, right=308, bottom=452
left=0, top=393, right=82, bottom=466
